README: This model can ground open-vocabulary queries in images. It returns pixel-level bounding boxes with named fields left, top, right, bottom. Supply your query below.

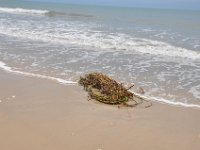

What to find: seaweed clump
left=79, top=72, right=144, bottom=107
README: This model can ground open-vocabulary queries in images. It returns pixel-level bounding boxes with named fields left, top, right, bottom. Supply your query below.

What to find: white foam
left=1, top=61, right=200, bottom=108
left=133, top=92, right=200, bottom=109
left=194, top=44, right=200, bottom=49
left=0, top=22, right=199, bottom=60
left=189, top=85, right=200, bottom=100
left=0, top=61, right=12, bottom=70
left=0, top=61, right=76, bottom=85
left=0, top=7, right=48, bottom=15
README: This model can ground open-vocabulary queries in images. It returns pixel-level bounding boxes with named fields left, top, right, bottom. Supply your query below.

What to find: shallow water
left=0, top=0, right=200, bottom=107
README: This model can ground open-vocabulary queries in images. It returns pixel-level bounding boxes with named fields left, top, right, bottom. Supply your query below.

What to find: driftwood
left=79, top=72, right=150, bottom=107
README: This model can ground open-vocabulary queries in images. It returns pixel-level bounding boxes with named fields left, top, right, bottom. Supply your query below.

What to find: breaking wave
left=0, top=24, right=200, bottom=60
left=0, top=7, right=48, bottom=15
left=45, top=11, right=93, bottom=18
left=0, top=7, right=94, bottom=18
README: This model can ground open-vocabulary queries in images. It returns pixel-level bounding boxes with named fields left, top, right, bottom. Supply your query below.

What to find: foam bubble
left=0, top=61, right=76, bottom=85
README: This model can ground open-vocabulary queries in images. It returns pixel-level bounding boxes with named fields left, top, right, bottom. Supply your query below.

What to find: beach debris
left=79, top=72, right=148, bottom=107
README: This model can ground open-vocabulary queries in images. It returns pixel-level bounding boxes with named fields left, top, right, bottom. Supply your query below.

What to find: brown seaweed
left=79, top=72, right=148, bottom=107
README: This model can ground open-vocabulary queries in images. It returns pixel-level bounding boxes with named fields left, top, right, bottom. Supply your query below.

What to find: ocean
left=0, top=0, right=200, bottom=108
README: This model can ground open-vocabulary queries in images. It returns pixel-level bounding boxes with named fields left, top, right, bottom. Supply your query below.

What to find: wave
left=0, top=7, right=94, bottom=18
left=45, top=11, right=93, bottom=18
left=1, top=60, right=199, bottom=108
left=0, top=7, right=48, bottom=15
left=45, top=10, right=65, bottom=17
left=0, top=24, right=199, bottom=60
left=133, top=93, right=200, bottom=109
left=0, top=8, right=199, bottom=60
left=0, top=61, right=76, bottom=85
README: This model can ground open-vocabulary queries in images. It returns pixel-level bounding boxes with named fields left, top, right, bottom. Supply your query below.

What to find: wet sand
left=0, top=70, right=200, bottom=150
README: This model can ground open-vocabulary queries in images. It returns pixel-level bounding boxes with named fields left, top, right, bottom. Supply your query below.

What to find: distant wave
left=0, top=7, right=199, bottom=60
left=44, top=10, right=66, bottom=17
left=0, top=7, right=48, bottom=15
left=66, top=12, right=93, bottom=18
left=45, top=11, right=94, bottom=18
left=0, top=7, right=94, bottom=18
left=0, top=61, right=76, bottom=85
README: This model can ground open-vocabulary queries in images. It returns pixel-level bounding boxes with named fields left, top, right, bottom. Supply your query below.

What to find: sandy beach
left=0, top=0, right=200, bottom=149
left=0, top=70, right=200, bottom=150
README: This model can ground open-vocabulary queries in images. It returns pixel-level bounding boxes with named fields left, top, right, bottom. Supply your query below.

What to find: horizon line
left=23, top=0, right=200, bottom=11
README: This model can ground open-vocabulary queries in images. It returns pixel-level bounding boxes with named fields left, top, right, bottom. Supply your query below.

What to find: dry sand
left=0, top=70, right=200, bottom=150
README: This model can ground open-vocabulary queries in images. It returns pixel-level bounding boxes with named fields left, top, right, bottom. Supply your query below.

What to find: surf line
left=133, top=92, right=200, bottom=109
left=1, top=61, right=200, bottom=108
left=0, top=61, right=77, bottom=85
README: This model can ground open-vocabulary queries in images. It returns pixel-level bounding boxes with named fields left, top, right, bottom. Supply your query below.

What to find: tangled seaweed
left=79, top=72, right=149, bottom=107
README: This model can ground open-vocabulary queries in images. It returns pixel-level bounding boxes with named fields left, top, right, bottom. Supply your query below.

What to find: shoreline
left=1, top=60, right=200, bottom=109
left=0, top=69, right=200, bottom=150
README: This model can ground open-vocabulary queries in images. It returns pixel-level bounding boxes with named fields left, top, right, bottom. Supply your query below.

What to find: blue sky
left=30, top=0, right=200, bottom=10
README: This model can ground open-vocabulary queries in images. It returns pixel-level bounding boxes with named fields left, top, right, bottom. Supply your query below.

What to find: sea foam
left=133, top=92, right=200, bottom=109
left=0, top=7, right=48, bottom=15
left=0, top=7, right=93, bottom=18
left=0, top=24, right=200, bottom=60
left=0, top=61, right=76, bottom=85
left=0, top=61, right=199, bottom=108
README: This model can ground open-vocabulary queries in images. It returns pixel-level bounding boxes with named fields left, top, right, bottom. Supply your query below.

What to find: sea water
left=0, top=0, right=200, bottom=108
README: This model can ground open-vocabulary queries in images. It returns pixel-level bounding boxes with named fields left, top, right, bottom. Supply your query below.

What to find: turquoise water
left=0, top=0, right=200, bottom=107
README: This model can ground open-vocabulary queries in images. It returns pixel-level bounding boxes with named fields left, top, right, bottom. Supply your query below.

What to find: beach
left=0, top=1, right=200, bottom=149
left=0, top=2, right=200, bottom=106
left=0, top=70, right=200, bottom=150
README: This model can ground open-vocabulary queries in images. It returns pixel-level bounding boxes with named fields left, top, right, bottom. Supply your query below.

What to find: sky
left=29, top=0, right=200, bottom=10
